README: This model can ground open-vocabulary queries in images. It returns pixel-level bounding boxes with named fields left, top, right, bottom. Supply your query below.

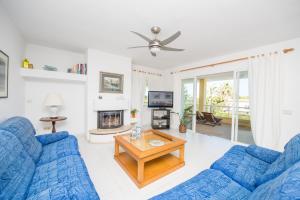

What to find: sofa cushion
left=26, top=183, right=101, bottom=200
left=211, top=145, right=269, bottom=191
left=0, top=117, right=42, bottom=163
left=0, top=130, right=35, bottom=200
left=36, top=131, right=69, bottom=146
left=249, top=161, right=300, bottom=200
left=27, top=155, right=100, bottom=200
left=150, top=169, right=251, bottom=200
left=257, top=134, right=300, bottom=185
left=25, top=184, right=69, bottom=200
left=37, top=135, right=80, bottom=166
left=246, top=145, right=281, bottom=164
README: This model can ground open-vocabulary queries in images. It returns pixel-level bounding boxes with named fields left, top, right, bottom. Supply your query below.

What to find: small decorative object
left=135, top=126, right=142, bottom=138
left=0, top=50, right=9, bottom=98
left=44, top=93, right=64, bottom=118
left=130, top=126, right=142, bottom=140
left=22, top=58, right=30, bottom=68
left=99, top=72, right=124, bottom=93
left=130, top=128, right=137, bottom=140
left=148, top=139, right=165, bottom=147
left=43, top=65, right=58, bottom=71
left=28, top=64, right=33, bottom=69
left=131, top=108, right=138, bottom=118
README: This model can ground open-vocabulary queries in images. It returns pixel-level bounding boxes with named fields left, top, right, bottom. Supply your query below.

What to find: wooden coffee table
left=114, top=129, right=186, bottom=188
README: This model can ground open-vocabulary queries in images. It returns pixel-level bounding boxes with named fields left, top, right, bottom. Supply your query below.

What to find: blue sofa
left=0, top=117, right=100, bottom=200
left=151, top=134, right=300, bottom=200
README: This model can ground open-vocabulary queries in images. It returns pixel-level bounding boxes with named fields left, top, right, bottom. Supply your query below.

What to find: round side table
left=40, top=116, right=67, bottom=133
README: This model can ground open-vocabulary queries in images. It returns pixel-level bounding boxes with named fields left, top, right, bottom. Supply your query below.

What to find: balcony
left=196, top=104, right=254, bottom=144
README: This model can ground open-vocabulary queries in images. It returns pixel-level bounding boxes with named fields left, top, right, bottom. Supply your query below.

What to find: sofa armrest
left=36, top=131, right=69, bottom=145
left=246, top=145, right=281, bottom=164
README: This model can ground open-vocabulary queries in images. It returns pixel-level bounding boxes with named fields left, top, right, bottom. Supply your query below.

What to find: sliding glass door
left=233, top=71, right=254, bottom=144
left=195, top=72, right=233, bottom=140
left=183, top=71, right=254, bottom=144
left=181, top=79, right=195, bottom=130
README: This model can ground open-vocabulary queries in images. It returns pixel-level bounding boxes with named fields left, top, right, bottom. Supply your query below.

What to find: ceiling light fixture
left=150, top=46, right=160, bottom=53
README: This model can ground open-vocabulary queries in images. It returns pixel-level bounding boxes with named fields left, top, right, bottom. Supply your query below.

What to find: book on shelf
left=69, top=64, right=87, bottom=75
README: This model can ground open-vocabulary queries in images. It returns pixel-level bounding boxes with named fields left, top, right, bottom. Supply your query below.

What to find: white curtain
left=131, top=71, right=146, bottom=126
left=248, top=53, right=282, bottom=149
left=131, top=70, right=164, bottom=126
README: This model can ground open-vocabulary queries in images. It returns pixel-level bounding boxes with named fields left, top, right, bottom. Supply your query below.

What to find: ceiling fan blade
left=160, top=31, right=181, bottom=45
left=128, top=46, right=149, bottom=49
left=130, top=31, right=152, bottom=42
left=160, top=46, right=184, bottom=51
left=151, top=52, right=156, bottom=57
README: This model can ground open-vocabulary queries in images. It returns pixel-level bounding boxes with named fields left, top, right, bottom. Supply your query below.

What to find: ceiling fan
left=129, top=26, right=184, bottom=57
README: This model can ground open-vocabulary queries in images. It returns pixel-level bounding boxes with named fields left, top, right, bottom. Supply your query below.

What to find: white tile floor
left=78, top=129, right=234, bottom=200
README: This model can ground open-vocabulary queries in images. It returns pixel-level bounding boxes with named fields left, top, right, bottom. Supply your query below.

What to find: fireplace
left=97, top=110, right=124, bottom=129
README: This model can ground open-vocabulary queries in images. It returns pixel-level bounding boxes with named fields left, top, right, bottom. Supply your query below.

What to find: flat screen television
left=148, top=91, right=173, bottom=108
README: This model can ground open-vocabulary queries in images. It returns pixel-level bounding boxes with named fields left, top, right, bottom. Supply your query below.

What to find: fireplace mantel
left=93, top=98, right=129, bottom=111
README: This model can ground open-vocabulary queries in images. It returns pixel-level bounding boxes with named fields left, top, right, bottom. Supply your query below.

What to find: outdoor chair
left=202, top=112, right=222, bottom=126
left=196, top=111, right=206, bottom=124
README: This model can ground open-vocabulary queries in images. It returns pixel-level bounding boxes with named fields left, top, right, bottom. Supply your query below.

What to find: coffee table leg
left=137, top=160, right=144, bottom=183
left=114, top=141, right=120, bottom=157
left=179, top=145, right=185, bottom=162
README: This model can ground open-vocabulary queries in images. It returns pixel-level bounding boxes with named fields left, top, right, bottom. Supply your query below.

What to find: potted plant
left=178, top=114, right=189, bottom=133
left=172, top=107, right=193, bottom=133
left=172, top=106, right=194, bottom=133
left=131, top=109, right=138, bottom=118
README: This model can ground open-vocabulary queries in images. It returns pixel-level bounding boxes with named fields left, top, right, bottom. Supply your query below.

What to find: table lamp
left=44, top=93, right=64, bottom=119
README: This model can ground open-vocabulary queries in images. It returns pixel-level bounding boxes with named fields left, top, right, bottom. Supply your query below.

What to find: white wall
left=24, top=79, right=86, bottom=134
left=23, top=44, right=86, bottom=134
left=25, top=44, right=85, bottom=72
left=0, top=5, right=25, bottom=121
left=169, top=37, right=300, bottom=149
left=86, top=49, right=132, bottom=133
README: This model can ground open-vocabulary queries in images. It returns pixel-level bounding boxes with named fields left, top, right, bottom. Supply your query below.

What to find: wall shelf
left=20, top=68, right=87, bottom=83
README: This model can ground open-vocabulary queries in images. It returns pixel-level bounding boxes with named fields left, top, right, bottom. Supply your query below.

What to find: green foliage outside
left=183, top=80, right=250, bottom=122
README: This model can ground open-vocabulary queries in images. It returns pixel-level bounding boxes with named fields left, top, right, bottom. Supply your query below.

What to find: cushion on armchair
left=25, top=184, right=69, bottom=200
left=246, top=145, right=281, bottom=164
left=37, top=135, right=80, bottom=166
left=150, top=169, right=251, bottom=200
left=27, top=155, right=99, bottom=200
left=211, top=145, right=269, bottom=191
left=257, top=134, right=300, bottom=185
left=0, top=117, right=42, bottom=163
left=249, top=161, right=300, bottom=200
left=0, top=130, right=35, bottom=200
left=36, top=131, right=69, bottom=145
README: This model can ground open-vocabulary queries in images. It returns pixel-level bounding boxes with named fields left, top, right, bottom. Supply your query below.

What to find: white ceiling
left=1, top=0, right=300, bottom=69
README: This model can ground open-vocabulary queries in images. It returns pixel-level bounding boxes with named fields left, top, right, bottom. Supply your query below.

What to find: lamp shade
left=44, top=93, right=64, bottom=107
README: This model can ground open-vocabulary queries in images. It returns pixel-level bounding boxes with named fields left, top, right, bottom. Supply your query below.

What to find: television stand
left=151, top=108, right=170, bottom=129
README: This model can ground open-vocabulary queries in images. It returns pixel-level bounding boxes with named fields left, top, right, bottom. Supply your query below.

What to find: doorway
left=182, top=71, right=254, bottom=144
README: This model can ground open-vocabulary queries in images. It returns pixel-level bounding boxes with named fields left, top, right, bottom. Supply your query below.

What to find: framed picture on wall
left=0, top=50, right=9, bottom=98
left=99, top=72, right=124, bottom=93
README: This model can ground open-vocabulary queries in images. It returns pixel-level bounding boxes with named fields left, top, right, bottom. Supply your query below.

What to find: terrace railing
left=202, top=104, right=250, bottom=121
